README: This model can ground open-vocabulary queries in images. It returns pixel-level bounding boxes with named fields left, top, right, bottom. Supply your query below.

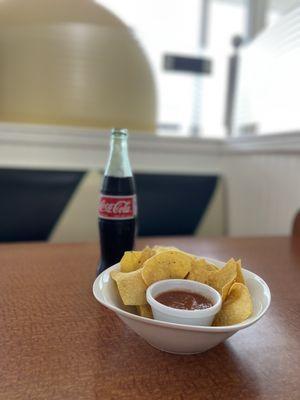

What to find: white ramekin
left=146, top=279, right=222, bottom=326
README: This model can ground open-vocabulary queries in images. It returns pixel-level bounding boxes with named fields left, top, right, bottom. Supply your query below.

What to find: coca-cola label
left=98, top=194, right=137, bottom=220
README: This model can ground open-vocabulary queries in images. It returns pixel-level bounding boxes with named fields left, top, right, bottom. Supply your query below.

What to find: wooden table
left=0, top=237, right=299, bottom=400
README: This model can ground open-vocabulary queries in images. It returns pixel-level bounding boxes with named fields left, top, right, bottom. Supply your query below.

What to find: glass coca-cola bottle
left=97, top=128, right=137, bottom=275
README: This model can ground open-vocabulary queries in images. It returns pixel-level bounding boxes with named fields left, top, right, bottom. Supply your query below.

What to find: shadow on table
left=94, top=326, right=261, bottom=399
left=152, top=342, right=261, bottom=398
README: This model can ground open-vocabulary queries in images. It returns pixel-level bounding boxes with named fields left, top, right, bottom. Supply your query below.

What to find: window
left=99, top=0, right=245, bottom=137
left=233, top=1, right=300, bottom=136
left=203, top=1, right=245, bottom=137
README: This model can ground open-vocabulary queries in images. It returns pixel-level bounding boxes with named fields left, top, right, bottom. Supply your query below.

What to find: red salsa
left=155, top=290, right=213, bottom=311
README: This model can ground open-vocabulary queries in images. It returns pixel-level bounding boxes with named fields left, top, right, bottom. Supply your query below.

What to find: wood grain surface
left=0, top=237, right=299, bottom=400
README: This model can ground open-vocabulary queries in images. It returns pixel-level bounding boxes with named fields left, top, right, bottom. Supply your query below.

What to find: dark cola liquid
left=97, top=176, right=136, bottom=275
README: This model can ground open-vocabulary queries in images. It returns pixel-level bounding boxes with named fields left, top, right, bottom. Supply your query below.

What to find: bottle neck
left=104, top=131, right=132, bottom=177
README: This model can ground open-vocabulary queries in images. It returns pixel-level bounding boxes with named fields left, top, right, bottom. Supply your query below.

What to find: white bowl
left=147, top=279, right=222, bottom=326
left=92, top=257, right=271, bottom=354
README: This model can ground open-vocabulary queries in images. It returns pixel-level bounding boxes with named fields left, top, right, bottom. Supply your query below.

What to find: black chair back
left=135, top=173, right=218, bottom=236
left=0, top=169, right=83, bottom=242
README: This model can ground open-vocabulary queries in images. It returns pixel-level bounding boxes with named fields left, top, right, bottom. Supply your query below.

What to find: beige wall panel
left=50, top=171, right=101, bottom=243
left=0, top=0, right=156, bottom=132
left=196, top=179, right=225, bottom=237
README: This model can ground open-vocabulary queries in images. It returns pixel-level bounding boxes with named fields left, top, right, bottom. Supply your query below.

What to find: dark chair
left=135, top=173, right=218, bottom=236
left=292, top=210, right=300, bottom=236
left=0, top=168, right=83, bottom=242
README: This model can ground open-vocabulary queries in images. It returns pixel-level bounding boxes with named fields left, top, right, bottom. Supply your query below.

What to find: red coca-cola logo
left=99, top=195, right=136, bottom=220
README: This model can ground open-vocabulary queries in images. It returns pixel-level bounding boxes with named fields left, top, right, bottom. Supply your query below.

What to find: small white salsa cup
left=146, top=279, right=222, bottom=327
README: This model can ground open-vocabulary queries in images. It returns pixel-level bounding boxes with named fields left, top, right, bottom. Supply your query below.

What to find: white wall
left=226, top=153, right=300, bottom=235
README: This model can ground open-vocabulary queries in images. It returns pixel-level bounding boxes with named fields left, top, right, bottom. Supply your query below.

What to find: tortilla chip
left=137, top=304, right=153, bottom=319
left=153, top=245, right=180, bottom=254
left=220, top=280, right=234, bottom=302
left=208, top=258, right=237, bottom=301
left=205, top=262, right=219, bottom=272
left=120, top=247, right=155, bottom=272
left=139, top=246, right=155, bottom=265
left=213, top=283, right=253, bottom=326
left=187, top=259, right=215, bottom=284
left=120, top=251, right=142, bottom=272
left=111, top=269, right=147, bottom=305
left=153, top=245, right=196, bottom=259
left=142, top=250, right=192, bottom=286
left=236, top=259, right=246, bottom=285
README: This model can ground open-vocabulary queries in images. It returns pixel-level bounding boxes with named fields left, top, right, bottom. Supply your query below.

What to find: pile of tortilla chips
left=111, top=246, right=253, bottom=326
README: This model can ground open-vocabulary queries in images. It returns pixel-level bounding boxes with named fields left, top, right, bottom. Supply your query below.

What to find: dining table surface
left=0, top=236, right=299, bottom=400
